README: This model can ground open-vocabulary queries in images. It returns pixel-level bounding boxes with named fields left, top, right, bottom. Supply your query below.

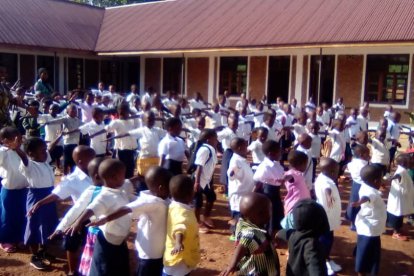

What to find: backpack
left=187, top=141, right=212, bottom=174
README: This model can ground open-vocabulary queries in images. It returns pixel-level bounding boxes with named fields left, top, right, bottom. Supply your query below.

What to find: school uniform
left=329, top=129, right=346, bottom=164
left=206, top=111, right=222, bottom=129
left=291, top=105, right=301, bottom=118
left=52, top=166, right=93, bottom=252
left=292, top=123, right=307, bottom=142
left=345, top=116, right=361, bottom=160
left=247, top=140, right=265, bottom=165
left=238, top=115, right=253, bottom=141
left=38, top=114, right=63, bottom=165
left=309, top=133, right=321, bottom=181
left=357, top=114, right=369, bottom=132
left=387, top=166, right=414, bottom=231
left=296, top=145, right=314, bottom=191
left=347, top=158, right=369, bottom=227
left=194, top=144, right=217, bottom=209
left=262, top=122, right=282, bottom=142
left=158, top=134, right=186, bottom=176
left=106, top=119, right=139, bottom=178
left=0, top=147, right=29, bottom=244
left=19, top=157, right=58, bottom=245
left=188, top=99, right=206, bottom=111
left=217, top=127, right=242, bottom=188
left=387, top=119, right=400, bottom=163
left=253, top=157, right=285, bottom=231
left=77, top=101, right=95, bottom=123
left=88, top=186, right=132, bottom=276
left=184, top=126, right=201, bottom=148
left=79, top=120, right=107, bottom=156
left=276, top=111, right=294, bottom=127
left=129, top=126, right=166, bottom=176
left=355, top=184, right=386, bottom=275
left=314, top=173, right=342, bottom=259
left=370, top=137, right=390, bottom=174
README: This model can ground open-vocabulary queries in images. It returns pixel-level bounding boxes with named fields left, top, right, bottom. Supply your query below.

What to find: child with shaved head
left=222, top=193, right=280, bottom=276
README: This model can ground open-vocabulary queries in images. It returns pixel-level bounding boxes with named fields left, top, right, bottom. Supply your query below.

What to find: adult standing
left=34, top=68, right=53, bottom=97
left=0, top=66, right=13, bottom=128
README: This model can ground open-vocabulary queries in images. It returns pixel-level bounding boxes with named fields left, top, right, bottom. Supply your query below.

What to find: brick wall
left=248, top=56, right=267, bottom=101
left=336, top=55, right=364, bottom=109
left=144, top=58, right=161, bottom=93
left=187, top=57, right=209, bottom=100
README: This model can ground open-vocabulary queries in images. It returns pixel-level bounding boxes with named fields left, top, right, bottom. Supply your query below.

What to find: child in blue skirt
left=0, top=127, right=29, bottom=253
left=15, top=137, right=59, bottom=270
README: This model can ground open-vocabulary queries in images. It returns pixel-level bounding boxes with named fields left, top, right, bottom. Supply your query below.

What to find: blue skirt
left=0, top=187, right=27, bottom=243
left=24, top=187, right=58, bottom=245
left=346, top=181, right=361, bottom=224
left=355, top=235, right=381, bottom=275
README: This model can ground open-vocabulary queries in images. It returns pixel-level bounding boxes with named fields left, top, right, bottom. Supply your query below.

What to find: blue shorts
left=355, top=235, right=381, bottom=275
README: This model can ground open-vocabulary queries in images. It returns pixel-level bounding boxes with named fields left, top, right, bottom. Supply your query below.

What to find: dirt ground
left=1, top=166, right=414, bottom=276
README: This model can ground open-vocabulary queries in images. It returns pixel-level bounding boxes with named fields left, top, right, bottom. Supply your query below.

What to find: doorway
left=267, top=56, right=290, bottom=103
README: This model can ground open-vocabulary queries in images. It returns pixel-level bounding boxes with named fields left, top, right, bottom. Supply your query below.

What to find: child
left=227, top=138, right=255, bottom=239
left=79, top=107, right=107, bottom=157
left=369, top=129, right=390, bottom=175
left=14, top=138, right=58, bottom=270
left=193, top=129, right=218, bottom=233
left=386, top=154, right=414, bottom=241
left=163, top=175, right=200, bottom=276
left=159, top=117, right=188, bottom=176
left=261, top=110, right=281, bottom=142
left=27, top=145, right=96, bottom=276
left=223, top=193, right=280, bottom=276
left=253, top=140, right=285, bottom=234
left=88, top=166, right=172, bottom=276
left=387, top=112, right=402, bottom=166
left=314, top=158, right=342, bottom=275
left=0, top=127, right=29, bottom=253
left=308, top=121, right=322, bottom=182
left=105, top=103, right=139, bottom=178
left=352, top=165, right=387, bottom=276
left=68, top=159, right=132, bottom=276
left=328, top=119, right=346, bottom=175
left=277, top=199, right=329, bottom=276
left=295, top=133, right=314, bottom=192
left=45, top=104, right=82, bottom=174
left=22, top=100, right=41, bottom=138
left=282, top=150, right=311, bottom=227
left=247, top=127, right=268, bottom=165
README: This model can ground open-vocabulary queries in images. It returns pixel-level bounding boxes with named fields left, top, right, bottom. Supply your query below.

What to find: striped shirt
left=235, top=218, right=280, bottom=275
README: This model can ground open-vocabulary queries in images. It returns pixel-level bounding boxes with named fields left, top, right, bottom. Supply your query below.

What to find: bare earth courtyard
left=0, top=168, right=413, bottom=276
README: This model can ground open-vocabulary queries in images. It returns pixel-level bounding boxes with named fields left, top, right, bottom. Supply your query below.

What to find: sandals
left=0, top=243, right=17, bottom=253
left=392, top=233, right=409, bottom=241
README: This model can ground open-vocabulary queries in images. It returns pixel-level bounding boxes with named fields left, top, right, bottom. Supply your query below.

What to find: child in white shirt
left=314, top=158, right=342, bottom=275
left=369, top=129, right=390, bottom=175
left=296, top=133, right=314, bottom=192
left=329, top=119, right=346, bottom=175
left=387, top=154, right=414, bottom=241
left=308, top=121, right=322, bottom=182
left=352, top=165, right=387, bottom=276
left=227, top=137, right=254, bottom=239
left=68, top=159, right=132, bottom=276
left=247, top=127, right=268, bottom=165
left=79, top=107, right=107, bottom=157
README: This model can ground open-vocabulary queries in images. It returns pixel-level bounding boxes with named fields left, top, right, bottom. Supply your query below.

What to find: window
left=37, top=55, right=57, bottom=90
left=0, top=53, right=18, bottom=85
left=163, top=58, right=182, bottom=94
left=309, top=55, right=335, bottom=105
left=364, top=54, right=409, bottom=105
left=267, top=56, right=290, bottom=103
left=85, top=59, right=99, bottom=90
left=219, top=57, right=248, bottom=95
left=68, top=58, right=84, bottom=91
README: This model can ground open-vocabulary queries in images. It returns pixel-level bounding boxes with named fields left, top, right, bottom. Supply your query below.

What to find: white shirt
left=347, top=158, right=369, bottom=184
left=188, top=99, right=206, bottom=111
left=345, top=116, right=361, bottom=142
left=79, top=120, right=107, bottom=155
left=387, top=166, right=414, bottom=216
left=296, top=145, right=313, bottom=190
left=261, top=123, right=281, bottom=142
left=52, top=115, right=81, bottom=145
left=276, top=112, right=294, bottom=127
left=19, top=158, right=54, bottom=189
left=52, top=166, right=93, bottom=203
left=105, top=119, right=138, bottom=150
left=0, top=147, right=29, bottom=189
left=158, top=134, right=186, bottom=162
left=309, top=133, right=321, bottom=158
left=370, top=138, right=390, bottom=165
left=128, top=191, right=169, bottom=259
left=217, top=127, right=241, bottom=151
left=88, top=186, right=132, bottom=245
left=185, top=127, right=201, bottom=148
left=329, top=129, right=346, bottom=163
left=227, top=153, right=254, bottom=211
left=38, top=114, right=63, bottom=146
left=253, top=157, right=284, bottom=186
left=194, top=144, right=217, bottom=189
left=314, top=173, right=342, bottom=231
left=291, top=105, right=301, bottom=118
left=387, top=120, right=400, bottom=144
left=206, top=111, right=222, bottom=129
left=247, top=140, right=265, bottom=164
left=357, top=114, right=369, bottom=132
left=355, top=183, right=386, bottom=237
left=238, top=115, right=253, bottom=141
left=77, top=101, right=95, bottom=123
left=129, top=126, right=166, bottom=158
left=292, top=123, right=307, bottom=142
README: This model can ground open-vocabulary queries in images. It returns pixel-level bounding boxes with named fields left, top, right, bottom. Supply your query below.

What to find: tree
left=72, top=0, right=162, bottom=7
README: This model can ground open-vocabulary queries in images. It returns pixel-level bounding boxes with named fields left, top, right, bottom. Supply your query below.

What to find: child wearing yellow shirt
left=163, top=175, right=200, bottom=276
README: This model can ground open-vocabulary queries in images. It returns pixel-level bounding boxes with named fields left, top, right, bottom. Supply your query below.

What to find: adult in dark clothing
left=278, top=199, right=329, bottom=276
left=34, top=68, right=53, bottom=97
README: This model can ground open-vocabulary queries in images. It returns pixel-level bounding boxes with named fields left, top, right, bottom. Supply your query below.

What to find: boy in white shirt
left=261, top=110, right=282, bottom=142
left=253, top=140, right=285, bottom=236
left=308, top=121, right=322, bottom=182
left=386, top=154, right=414, bottom=241
left=328, top=119, right=346, bottom=175
left=296, top=133, right=314, bottom=192
left=88, top=166, right=172, bottom=276
left=79, top=107, right=107, bottom=157
left=387, top=112, right=402, bottom=166
left=227, top=138, right=255, bottom=240
left=193, top=129, right=218, bottom=233
left=369, top=129, right=390, bottom=175
left=352, top=165, right=387, bottom=276
left=314, top=158, right=342, bottom=275
left=346, top=145, right=370, bottom=231
left=247, top=127, right=268, bottom=165
left=68, top=159, right=132, bottom=276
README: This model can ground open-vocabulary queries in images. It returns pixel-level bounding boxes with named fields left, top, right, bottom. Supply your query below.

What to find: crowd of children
left=0, top=83, right=413, bottom=276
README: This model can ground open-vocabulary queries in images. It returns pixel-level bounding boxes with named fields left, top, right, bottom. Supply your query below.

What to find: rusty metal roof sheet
left=95, top=0, right=414, bottom=53
left=0, top=0, right=104, bottom=52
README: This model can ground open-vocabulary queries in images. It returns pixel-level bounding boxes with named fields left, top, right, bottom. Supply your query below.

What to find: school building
left=1, top=0, right=414, bottom=121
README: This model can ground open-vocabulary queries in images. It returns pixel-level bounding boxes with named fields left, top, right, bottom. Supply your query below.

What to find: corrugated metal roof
left=95, top=0, right=414, bottom=53
left=0, top=0, right=104, bottom=52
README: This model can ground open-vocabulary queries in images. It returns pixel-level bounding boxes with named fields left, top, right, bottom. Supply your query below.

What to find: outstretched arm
left=221, top=243, right=248, bottom=276
left=86, top=206, right=132, bottom=227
